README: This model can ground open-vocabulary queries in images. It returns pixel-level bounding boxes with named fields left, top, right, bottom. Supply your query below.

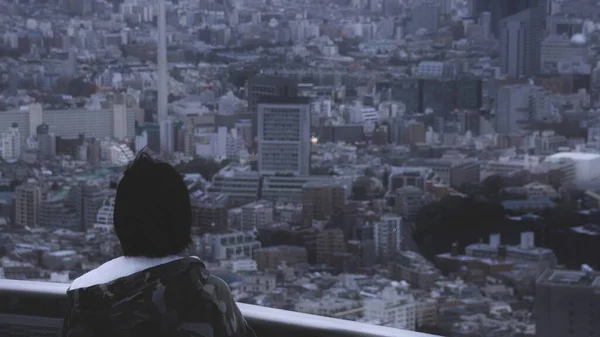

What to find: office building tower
left=528, top=0, right=549, bottom=76
left=471, top=0, right=548, bottom=37
left=15, top=182, right=42, bottom=228
left=499, top=0, right=547, bottom=78
left=499, top=10, right=530, bottom=78
left=247, top=75, right=298, bottom=139
left=257, top=97, right=311, bottom=176
left=535, top=268, right=600, bottom=337
left=495, top=84, right=533, bottom=134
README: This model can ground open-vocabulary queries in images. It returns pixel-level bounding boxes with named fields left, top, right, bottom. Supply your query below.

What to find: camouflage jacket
left=62, top=256, right=256, bottom=337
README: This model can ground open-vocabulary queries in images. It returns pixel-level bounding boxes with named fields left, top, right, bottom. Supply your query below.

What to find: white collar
left=69, top=255, right=183, bottom=290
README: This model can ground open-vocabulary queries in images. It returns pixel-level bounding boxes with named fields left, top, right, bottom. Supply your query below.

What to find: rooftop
left=546, top=152, right=600, bottom=161
left=537, top=269, right=600, bottom=287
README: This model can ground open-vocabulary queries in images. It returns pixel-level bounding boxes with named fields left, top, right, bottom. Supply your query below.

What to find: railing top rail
left=0, top=279, right=438, bottom=337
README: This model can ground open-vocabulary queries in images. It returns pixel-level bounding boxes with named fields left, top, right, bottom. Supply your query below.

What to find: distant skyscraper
left=1, top=123, right=21, bottom=163
left=15, top=182, right=42, bottom=228
left=499, top=10, right=530, bottom=78
left=495, top=84, right=532, bottom=134
left=257, top=97, right=311, bottom=176
left=499, top=1, right=546, bottom=78
left=471, top=0, right=548, bottom=37
left=37, top=123, right=56, bottom=159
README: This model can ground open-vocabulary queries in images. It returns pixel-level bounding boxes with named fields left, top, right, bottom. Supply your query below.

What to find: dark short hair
left=113, top=152, right=192, bottom=257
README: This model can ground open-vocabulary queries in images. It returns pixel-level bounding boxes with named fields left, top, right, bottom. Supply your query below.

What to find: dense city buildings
left=0, top=0, right=600, bottom=336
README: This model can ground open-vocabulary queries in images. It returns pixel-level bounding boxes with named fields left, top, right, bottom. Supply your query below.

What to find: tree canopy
left=174, top=157, right=224, bottom=181
left=351, top=176, right=384, bottom=201
left=54, top=77, right=98, bottom=97
left=522, top=120, right=587, bottom=139
left=413, top=196, right=506, bottom=260
left=540, top=205, right=584, bottom=230
left=460, top=174, right=531, bottom=201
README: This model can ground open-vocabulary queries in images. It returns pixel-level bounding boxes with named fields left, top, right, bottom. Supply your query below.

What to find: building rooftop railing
left=0, top=279, right=440, bottom=337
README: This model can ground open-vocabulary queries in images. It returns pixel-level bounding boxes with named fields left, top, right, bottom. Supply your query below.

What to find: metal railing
left=0, top=279, right=439, bottom=337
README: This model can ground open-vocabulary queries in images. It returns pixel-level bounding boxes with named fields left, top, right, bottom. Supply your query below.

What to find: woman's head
left=113, top=152, right=192, bottom=257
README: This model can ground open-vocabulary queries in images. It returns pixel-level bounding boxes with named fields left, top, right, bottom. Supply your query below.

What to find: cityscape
left=0, top=0, right=600, bottom=336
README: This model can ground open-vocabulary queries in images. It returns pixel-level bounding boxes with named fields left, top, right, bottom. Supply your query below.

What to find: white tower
left=1, top=124, right=21, bottom=163
left=157, top=0, right=171, bottom=156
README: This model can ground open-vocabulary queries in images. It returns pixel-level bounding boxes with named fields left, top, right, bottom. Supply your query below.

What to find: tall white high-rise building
left=495, top=84, right=533, bottom=134
left=257, top=97, right=311, bottom=176
left=157, top=0, right=171, bottom=156
left=1, top=123, right=21, bottom=163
